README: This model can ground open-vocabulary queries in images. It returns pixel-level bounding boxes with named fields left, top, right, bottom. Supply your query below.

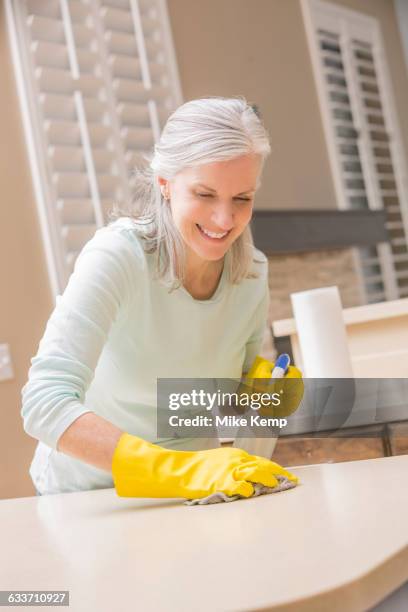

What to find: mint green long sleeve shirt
left=21, top=217, right=269, bottom=494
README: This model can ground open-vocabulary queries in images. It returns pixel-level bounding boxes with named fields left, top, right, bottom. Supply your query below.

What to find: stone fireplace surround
left=250, top=209, right=388, bottom=360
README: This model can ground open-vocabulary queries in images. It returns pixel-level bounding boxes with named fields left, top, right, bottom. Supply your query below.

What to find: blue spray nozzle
left=271, top=353, right=291, bottom=379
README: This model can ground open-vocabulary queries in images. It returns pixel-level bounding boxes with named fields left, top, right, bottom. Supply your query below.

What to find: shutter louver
left=351, top=39, right=408, bottom=299
left=318, top=27, right=388, bottom=303
left=6, top=0, right=182, bottom=295
left=302, top=0, right=408, bottom=303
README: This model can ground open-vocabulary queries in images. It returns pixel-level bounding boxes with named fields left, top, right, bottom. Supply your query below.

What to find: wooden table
left=1, top=456, right=408, bottom=611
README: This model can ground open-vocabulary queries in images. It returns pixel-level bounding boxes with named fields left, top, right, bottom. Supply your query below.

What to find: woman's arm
left=242, top=271, right=270, bottom=375
left=57, top=412, right=124, bottom=473
left=21, top=228, right=135, bottom=452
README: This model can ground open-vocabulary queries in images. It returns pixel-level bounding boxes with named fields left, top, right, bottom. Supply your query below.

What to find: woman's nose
left=211, top=202, right=235, bottom=231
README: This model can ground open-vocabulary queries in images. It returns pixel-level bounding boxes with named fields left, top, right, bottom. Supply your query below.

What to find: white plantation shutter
left=302, top=0, right=408, bottom=303
left=5, top=0, right=182, bottom=296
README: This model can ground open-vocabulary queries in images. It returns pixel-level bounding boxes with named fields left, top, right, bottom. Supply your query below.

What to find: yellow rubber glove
left=241, top=355, right=304, bottom=418
left=112, top=432, right=298, bottom=499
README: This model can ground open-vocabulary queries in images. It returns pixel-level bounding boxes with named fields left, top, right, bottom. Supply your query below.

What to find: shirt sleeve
left=242, top=263, right=270, bottom=375
left=21, top=228, right=135, bottom=450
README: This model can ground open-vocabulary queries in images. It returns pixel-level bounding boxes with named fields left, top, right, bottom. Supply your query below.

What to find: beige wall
left=1, top=0, right=407, bottom=498
left=0, top=2, right=54, bottom=498
left=167, top=0, right=408, bottom=209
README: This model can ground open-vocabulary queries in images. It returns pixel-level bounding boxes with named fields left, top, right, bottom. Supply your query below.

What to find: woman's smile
left=196, top=223, right=232, bottom=241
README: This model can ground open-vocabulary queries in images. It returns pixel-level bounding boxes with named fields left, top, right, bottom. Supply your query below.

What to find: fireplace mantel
left=251, top=209, right=388, bottom=254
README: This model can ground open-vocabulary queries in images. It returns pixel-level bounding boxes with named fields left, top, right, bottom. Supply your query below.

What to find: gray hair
left=109, top=96, right=271, bottom=290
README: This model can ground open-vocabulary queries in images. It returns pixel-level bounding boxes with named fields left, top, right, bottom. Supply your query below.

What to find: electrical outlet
left=0, top=344, right=14, bottom=381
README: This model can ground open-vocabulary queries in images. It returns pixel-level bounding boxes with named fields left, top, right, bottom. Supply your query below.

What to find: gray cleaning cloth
left=184, top=475, right=297, bottom=506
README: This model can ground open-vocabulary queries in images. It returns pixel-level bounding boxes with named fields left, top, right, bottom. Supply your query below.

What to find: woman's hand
left=112, top=433, right=298, bottom=499
left=240, top=356, right=304, bottom=418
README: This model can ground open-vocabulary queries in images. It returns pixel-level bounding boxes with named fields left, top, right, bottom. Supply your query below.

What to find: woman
left=21, top=96, right=298, bottom=499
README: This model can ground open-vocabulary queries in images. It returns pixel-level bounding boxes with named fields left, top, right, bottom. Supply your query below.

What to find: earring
left=161, top=187, right=170, bottom=201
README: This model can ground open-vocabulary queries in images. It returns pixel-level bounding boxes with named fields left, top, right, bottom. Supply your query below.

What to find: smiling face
left=159, top=153, right=262, bottom=269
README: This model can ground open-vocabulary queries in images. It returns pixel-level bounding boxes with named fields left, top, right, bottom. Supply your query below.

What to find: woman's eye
left=197, top=193, right=251, bottom=202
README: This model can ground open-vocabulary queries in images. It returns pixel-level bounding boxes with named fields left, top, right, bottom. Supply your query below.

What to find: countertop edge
left=249, top=541, right=408, bottom=612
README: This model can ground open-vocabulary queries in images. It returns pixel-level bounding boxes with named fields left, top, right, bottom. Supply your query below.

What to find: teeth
left=198, top=225, right=228, bottom=239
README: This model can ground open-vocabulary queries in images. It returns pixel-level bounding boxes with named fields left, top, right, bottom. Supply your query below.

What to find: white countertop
left=1, top=455, right=408, bottom=612
left=273, top=297, right=408, bottom=337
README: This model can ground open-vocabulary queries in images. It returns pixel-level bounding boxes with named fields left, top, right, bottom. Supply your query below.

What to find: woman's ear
left=157, top=177, right=170, bottom=200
